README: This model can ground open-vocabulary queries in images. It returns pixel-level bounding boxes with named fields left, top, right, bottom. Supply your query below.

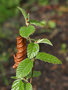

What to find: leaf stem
left=21, top=78, right=28, bottom=83
left=28, top=37, right=31, bottom=43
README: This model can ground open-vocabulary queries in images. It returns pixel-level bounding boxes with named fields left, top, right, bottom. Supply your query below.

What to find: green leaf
left=11, top=80, right=24, bottom=90
left=19, top=25, right=35, bottom=38
left=18, top=7, right=27, bottom=21
left=26, top=71, right=41, bottom=78
left=30, top=20, right=46, bottom=27
left=24, top=83, right=32, bottom=90
left=48, top=21, right=56, bottom=28
left=36, top=52, right=62, bottom=64
left=35, top=38, right=53, bottom=46
left=16, top=58, right=33, bottom=78
left=11, top=76, right=18, bottom=79
left=27, top=42, right=39, bottom=59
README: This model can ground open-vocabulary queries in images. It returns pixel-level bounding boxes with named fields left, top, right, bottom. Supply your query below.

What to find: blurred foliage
left=66, top=0, right=68, bottom=4
left=38, top=0, right=50, bottom=6
left=0, top=0, right=20, bottom=7
left=0, top=52, right=10, bottom=62
left=55, top=0, right=59, bottom=4
left=0, top=64, right=9, bottom=86
left=27, top=0, right=35, bottom=5
left=61, top=43, right=67, bottom=53
left=48, top=21, right=56, bottom=29
left=0, top=0, right=20, bottom=23
left=58, top=12, right=63, bottom=16
left=0, top=28, right=13, bottom=39
left=0, top=0, right=20, bottom=64
left=59, top=43, right=68, bottom=57
left=22, top=0, right=50, bottom=7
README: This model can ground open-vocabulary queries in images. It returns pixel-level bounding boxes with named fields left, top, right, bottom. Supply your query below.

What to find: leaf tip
left=50, top=42, right=53, bottom=46
left=58, top=60, right=62, bottom=64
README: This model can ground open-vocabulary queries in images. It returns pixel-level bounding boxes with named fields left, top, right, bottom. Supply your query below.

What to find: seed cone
left=13, top=36, right=26, bottom=69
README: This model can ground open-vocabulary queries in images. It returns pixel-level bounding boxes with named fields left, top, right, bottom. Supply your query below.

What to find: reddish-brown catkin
left=13, top=36, right=26, bottom=69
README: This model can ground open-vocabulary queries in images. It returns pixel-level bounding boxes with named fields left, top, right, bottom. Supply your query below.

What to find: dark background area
left=0, top=0, right=68, bottom=90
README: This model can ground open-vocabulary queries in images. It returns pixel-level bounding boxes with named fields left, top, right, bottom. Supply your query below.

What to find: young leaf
left=35, top=38, right=53, bottom=46
left=16, top=58, right=33, bottom=78
left=27, top=42, right=39, bottom=59
left=36, top=52, right=62, bottom=64
left=30, top=20, right=46, bottom=27
left=24, top=83, right=32, bottom=90
left=26, top=71, right=41, bottom=78
left=18, top=7, right=27, bottom=21
left=11, top=80, right=24, bottom=90
left=19, top=25, right=35, bottom=38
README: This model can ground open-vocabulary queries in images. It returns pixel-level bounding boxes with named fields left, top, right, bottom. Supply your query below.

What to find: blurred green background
left=0, top=0, right=68, bottom=90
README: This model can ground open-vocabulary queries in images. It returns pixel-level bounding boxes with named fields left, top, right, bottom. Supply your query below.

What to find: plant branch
left=28, top=37, right=36, bottom=84
left=28, top=36, right=35, bottom=84
left=30, top=59, right=35, bottom=84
